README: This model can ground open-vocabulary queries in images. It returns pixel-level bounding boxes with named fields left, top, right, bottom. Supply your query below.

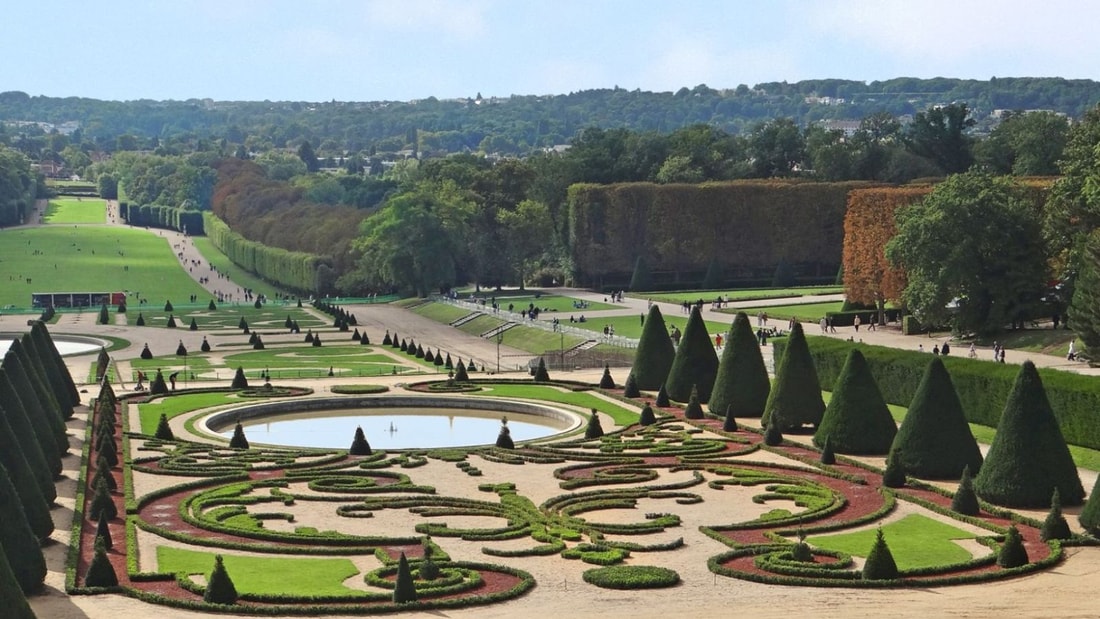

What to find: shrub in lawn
left=813, top=349, right=896, bottom=455
left=862, top=529, right=899, bottom=580
left=297, top=298, right=302, bottom=308
left=154, top=413, right=174, bottom=441
left=762, top=323, right=824, bottom=431
left=166, top=314, right=177, bottom=329
left=585, top=409, right=604, bottom=439
left=284, top=315, right=293, bottom=329
left=444, top=353, right=452, bottom=369
left=0, top=462, right=46, bottom=592
left=1078, top=475, right=1100, bottom=536
left=189, top=317, right=198, bottom=331
left=622, top=372, right=640, bottom=398
left=209, top=299, right=217, bottom=311
left=248, top=333, right=258, bottom=345
left=349, top=426, right=371, bottom=455
left=362, top=334, right=371, bottom=346
left=176, top=341, right=187, bottom=356
left=454, top=360, right=469, bottom=382
left=639, top=403, right=656, bottom=426
left=304, top=330, right=314, bottom=343
left=229, top=422, right=250, bottom=449
left=1041, top=489, right=1072, bottom=541
left=0, top=551, right=35, bottom=619
left=433, top=351, right=444, bottom=366
left=764, top=422, right=783, bottom=446
left=200, top=337, right=210, bottom=352
left=204, top=555, right=238, bottom=605
left=164, top=300, right=173, bottom=312
left=231, top=367, right=248, bottom=389
left=352, top=328, right=362, bottom=341
left=655, top=385, right=670, bottom=407
left=83, top=536, right=117, bottom=588
left=392, top=552, right=417, bottom=603
left=951, top=465, right=980, bottom=516
left=149, top=369, right=168, bottom=395
left=253, top=298, right=262, bottom=310
left=95, top=510, right=113, bottom=550
left=882, top=449, right=906, bottom=488
left=135, top=313, right=145, bottom=326
left=467, top=359, right=478, bottom=372
left=391, top=333, right=400, bottom=348
left=291, top=320, right=300, bottom=333
left=582, top=565, right=680, bottom=590
left=95, top=347, right=111, bottom=381
left=709, top=312, right=770, bottom=417
left=400, top=338, right=408, bottom=352
left=665, top=306, right=718, bottom=402
left=820, top=436, right=836, bottom=465
left=683, top=385, right=704, bottom=419
left=116, top=301, right=126, bottom=314
left=98, top=304, right=109, bottom=325
left=252, top=336, right=265, bottom=350
left=496, top=418, right=514, bottom=449
left=533, top=357, right=551, bottom=382
left=599, top=364, right=616, bottom=389
left=89, top=476, right=117, bottom=521
left=415, top=344, right=425, bottom=359
left=312, top=335, right=322, bottom=347
left=974, top=361, right=1085, bottom=508
left=890, top=357, right=982, bottom=479
left=238, top=317, right=248, bottom=330
left=722, top=404, right=737, bottom=432
left=997, top=525, right=1029, bottom=568
left=631, top=305, right=676, bottom=390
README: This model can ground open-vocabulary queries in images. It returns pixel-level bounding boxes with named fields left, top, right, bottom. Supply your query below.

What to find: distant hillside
left=2, top=77, right=1099, bottom=155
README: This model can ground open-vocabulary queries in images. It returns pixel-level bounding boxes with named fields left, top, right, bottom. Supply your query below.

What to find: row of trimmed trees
left=0, top=322, right=82, bottom=618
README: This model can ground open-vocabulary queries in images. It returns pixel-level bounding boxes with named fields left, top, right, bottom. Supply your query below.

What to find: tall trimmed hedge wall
left=772, top=336, right=1100, bottom=450
left=120, top=202, right=205, bottom=235
left=567, top=180, right=879, bottom=288
left=204, top=212, right=323, bottom=293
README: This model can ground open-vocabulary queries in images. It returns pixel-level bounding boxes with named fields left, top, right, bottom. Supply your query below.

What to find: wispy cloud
left=361, top=0, right=492, bottom=41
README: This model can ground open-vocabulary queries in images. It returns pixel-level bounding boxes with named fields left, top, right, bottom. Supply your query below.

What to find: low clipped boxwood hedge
left=773, top=336, right=1100, bottom=451
left=825, top=309, right=903, bottom=328
left=582, top=565, right=680, bottom=589
left=329, top=384, right=389, bottom=395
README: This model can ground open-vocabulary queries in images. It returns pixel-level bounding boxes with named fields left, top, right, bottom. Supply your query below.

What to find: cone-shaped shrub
left=164, top=300, right=173, bottom=312
left=813, top=349, right=896, bottom=455
left=467, top=359, right=478, bottom=372
left=0, top=462, right=46, bottom=593
left=598, top=364, right=616, bottom=389
left=135, top=313, right=146, bottom=326
left=154, top=413, right=174, bottom=441
left=204, top=555, right=238, bottom=605
left=639, top=403, right=656, bottom=426
left=31, top=321, right=82, bottom=408
left=312, top=335, right=322, bottom=347
left=98, top=304, right=109, bottom=325
left=952, top=466, right=980, bottom=515
left=862, top=529, right=899, bottom=580
left=630, top=305, right=675, bottom=390
left=974, top=361, right=1085, bottom=507
left=444, top=353, right=452, bottom=369
left=229, top=422, right=250, bottom=449
left=0, top=388, right=57, bottom=504
left=254, top=298, right=262, bottom=310
left=291, top=320, right=300, bottom=334
left=665, top=306, right=718, bottom=402
left=391, top=333, right=400, bottom=348
left=424, top=348, right=434, bottom=363
left=655, top=384, right=670, bottom=407
left=433, top=351, right=443, bottom=366
left=709, top=313, right=770, bottom=417
left=762, top=323, right=824, bottom=430
left=284, top=315, right=293, bottom=329
left=238, top=317, right=248, bottom=330
left=140, top=343, right=152, bottom=359
left=89, top=476, right=117, bottom=521
left=95, top=510, right=113, bottom=550
left=399, top=338, right=408, bottom=352
left=533, top=357, right=550, bottom=382
left=683, top=385, right=704, bottom=419
left=392, top=552, right=417, bottom=603
left=200, top=337, right=210, bottom=352
left=764, top=422, right=783, bottom=446
left=454, top=360, right=469, bottom=382
left=415, top=344, right=425, bottom=359
left=585, top=409, right=604, bottom=439
left=629, top=255, right=652, bottom=291
left=349, top=426, right=371, bottom=455
left=297, top=298, right=302, bottom=308
left=208, top=299, right=217, bottom=311
left=165, top=314, right=177, bottom=328
left=91, top=455, right=117, bottom=491
left=83, top=536, right=117, bottom=588
left=352, top=328, right=362, bottom=341
left=189, top=317, right=198, bottom=331
left=0, top=410, right=53, bottom=538
left=820, top=436, right=836, bottom=465
left=304, top=330, right=314, bottom=343
left=176, top=341, right=187, bottom=356
left=96, top=347, right=110, bottom=381
left=882, top=449, right=906, bottom=488
left=890, top=357, right=982, bottom=479
left=496, top=419, right=514, bottom=449
left=361, top=334, right=371, bottom=346
left=1079, top=475, right=1100, bottom=536
left=722, top=404, right=737, bottom=432
left=997, top=525, right=1029, bottom=568
left=0, top=550, right=36, bottom=618
left=622, top=372, right=640, bottom=398
left=247, top=331, right=258, bottom=344
left=149, top=369, right=168, bottom=395
left=252, top=336, right=264, bottom=350
left=1041, top=489, right=1072, bottom=541
left=231, top=367, right=248, bottom=389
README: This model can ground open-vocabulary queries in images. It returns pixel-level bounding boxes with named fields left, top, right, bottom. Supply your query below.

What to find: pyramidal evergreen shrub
left=639, top=403, right=656, bottom=426
left=655, top=385, right=670, bottom=407
left=150, top=369, right=168, bottom=395
left=683, top=385, right=704, bottom=419
left=585, top=409, right=605, bottom=439
left=83, top=536, right=117, bottom=588
left=98, top=304, right=109, bottom=325
left=0, top=549, right=36, bottom=618
left=1077, top=475, right=1100, bottom=536
left=200, top=337, right=210, bottom=352
left=89, top=476, right=117, bottom=521
left=974, top=361, right=1085, bottom=508
left=231, top=367, right=248, bottom=389
left=164, top=300, right=173, bottom=312
left=664, top=306, right=718, bottom=402
left=882, top=449, right=906, bottom=488
left=861, top=529, right=899, bottom=580
left=820, top=436, right=836, bottom=465
left=392, top=552, right=417, bottom=603
left=139, top=343, right=152, bottom=359
left=1040, top=489, right=1072, bottom=541
left=208, top=299, right=217, bottom=311
left=95, top=510, right=113, bottom=550
left=495, top=419, right=514, bottom=449
left=722, top=404, right=737, bottom=432
left=533, top=357, right=550, bottom=382
left=0, top=409, right=54, bottom=540
left=890, top=357, right=983, bottom=479
left=165, top=314, right=177, bottom=328
left=154, top=413, right=174, bottom=441
left=598, top=364, right=616, bottom=389
left=763, top=422, right=783, bottom=446
left=349, top=427, right=371, bottom=455
left=622, top=372, right=640, bottom=398
left=203, top=555, right=238, bottom=605
left=951, top=465, right=980, bottom=516
left=454, top=360, right=469, bottom=382
left=762, top=323, right=824, bottom=430
left=997, top=525, right=1029, bottom=568
left=813, top=349, right=896, bottom=455
left=709, top=312, right=770, bottom=418
left=135, top=313, right=145, bottom=326
left=229, top=422, right=250, bottom=449
left=630, top=305, right=676, bottom=390
left=0, top=461, right=46, bottom=593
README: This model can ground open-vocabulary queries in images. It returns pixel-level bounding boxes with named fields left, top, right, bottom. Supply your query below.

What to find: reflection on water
left=1, top=337, right=101, bottom=356
left=219, top=407, right=571, bottom=449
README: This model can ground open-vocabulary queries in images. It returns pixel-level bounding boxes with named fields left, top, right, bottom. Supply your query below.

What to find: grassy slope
left=191, top=236, right=289, bottom=300
left=635, top=286, right=843, bottom=305
left=43, top=198, right=107, bottom=224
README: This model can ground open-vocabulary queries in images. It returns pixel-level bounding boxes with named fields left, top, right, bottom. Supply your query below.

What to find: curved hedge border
left=329, top=384, right=390, bottom=395
left=582, top=565, right=680, bottom=590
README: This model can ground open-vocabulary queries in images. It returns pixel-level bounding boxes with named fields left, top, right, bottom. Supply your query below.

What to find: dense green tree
left=0, top=368, right=61, bottom=478
left=630, top=305, right=675, bottom=390
left=231, top=367, right=248, bottom=389
left=296, top=139, right=320, bottom=173
left=0, top=386, right=56, bottom=503
left=0, top=550, right=36, bottom=618
left=813, top=349, right=896, bottom=454
left=639, top=403, right=656, bottom=426
left=975, top=111, right=1068, bottom=176
left=204, top=555, right=238, bottom=605
left=229, top=422, right=250, bottom=449
left=886, top=172, right=1047, bottom=335
left=392, top=552, right=417, bottom=603
left=748, top=118, right=805, bottom=177
left=973, top=361, right=1084, bottom=507
left=902, top=102, right=974, bottom=174
left=497, top=199, right=554, bottom=288
left=1067, top=229, right=1100, bottom=360
left=31, top=322, right=81, bottom=408
left=762, top=323, right=824, bottom=430
left=154, top=414, right=174, bottom=441
left=622, top=372, right=640, bottom=398
left=585, top=409, right=605, bottom=439
left=349, top=426, right=371, bottom=455
left=683, top=385, right=704, bottom=419
left=708, top=313, right=770, bottom=417
left=951, top=466, right=980, bottom=515
left=1045, top=105, right=1100, bottom=264
left=0, top=408, right=52, bottom=538
left=83, top=536, right=117, bottom=588
left=882, top=449, right=906, bottom=488
left=94, top=512, right=113, bottom=550
left=89, top=476, right=117, bottom=521
left=996, top=525, right=1029, bottom=568
left=889, top=357, right=982, bottom=479
left=0, top=462, right=46, bottom=593
left=598, top=364, right=616, bottom=389
left=454, top=360, right=469, bottom=382
left=861, top=529, right=899, bottom=580
left=1040, top=489, right=1072, bottom=542
left=664, top=306, right=718, bottom=402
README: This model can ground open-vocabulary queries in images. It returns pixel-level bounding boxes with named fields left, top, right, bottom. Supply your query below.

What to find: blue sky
left=4, top=0, right=1098, bottom=102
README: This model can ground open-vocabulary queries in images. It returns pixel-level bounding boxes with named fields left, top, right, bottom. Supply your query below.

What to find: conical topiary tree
left=630, top=305, right=676, bottom=390
left=639, top=403, right=656, bottom=426
left=304, top=330, right=314, bottom=343
left=598, top=364, right=615, bottom=389
left=176, top=341, right=187, bottom=356
left=231, top=367, right=248, bottom=389
left=454, top=360, right=469, bottom=382
left=91, top=455, right=117, bottom=492
left=415, top=344, right=424, bottom=359
left=349, top=427, right=371, bottom=455
left=533, top=357, right=550, bottom=382
left=164, top=300, right=174, bottom=312
left=812, top=349, right=896, bottom=455
left=352, top=328, right=361, bottom=341
left=200, top=337, right=211, bottom=352
left=362, top=334, right=371, bottom=346
left=709, top=312, right=770, bottom=417
left=763, top=422, right=783, bottom=446
left=974, top=361, right=1085, bottom=508
left=208, top=299, right=217, bottom=311
left=0, top=409, right=53, bottom=540
left=238, top=317, right=248, bottom=330
left=585, top=409, right=604, bottom=439
left=683, top=385, right=704, bottom=419
left=861, top=529, right=899, bottom=580
left=820, top=436, right=836, bottom=465
left=1079, top=475, right=1100, bottom=536
left=664, top=306, right=718, bottom=402
left=154, top=413, right=174, bottom=441
left=629, top=255, right=651, bottom=291
left=98, top=304, right=109, bottom=325
left=467, top=359, right=477, bottom=372
left=229, top=422, right=250, bottom=449
left=135, top=313, right=145, bottom=326
left=655, top=384, right=670, bottom=407
left=95, top=511, right=113, bottom=550
left=0, top=461, right=46, bottom=593
left=444, top=353, right=452, bottom=370
left=204, top=555, right=238, bottom=605
left=890, top=357, right=982, bottom=479
left=149, top=369, right=168, bottom=395
left=882, top=449, right=906, bottom=488
left=997, top=525, right=1029, bottom=568
left=951, top=465, right=980, bottom=516
left=722, top=404, right=737, bottom=432
left=95, top=348, right=110, bottom=382
left=83, top=536, right=117, bottom=588
left=0, top=391, right=57, bottom=506
left=0, top=550, right=36, bottom=619
left=622, top=372, right=640, bottom=398
left=312, top=334, right=322, bottom=347
left=189, top=317, right=198, bottom=331
left=139, top=343, right=152, bottom=359
left=89, top=476, right=117, bottom=521
left=762, top=323, right=824, bottom=431
left=165, top=314, right=177, bottom=328
left=424, top=348, right=434, bottom=363
left=392, top=552, right=417, bottom=603
left=495, top=418, right=514, bottom=449
left=1041, top=488, right=1072, bottom=542
left=252, top=335, right=264, bottom=350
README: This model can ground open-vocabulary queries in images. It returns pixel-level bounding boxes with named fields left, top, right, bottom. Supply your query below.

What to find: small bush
left=585, top=409, right=605, bottom=439
left=533, top=357, right=551, bottom=382
left=997, top=526, right=1029, bottom=568
left=622, top=372, right=640, bottom=398
left=83, top=536, right=118, bottom=587
left=229, top=422, right=250, bottom=449
left=598, top=364, right=616, bottom=389
left=683, top=385, right=704, bottom=419
left=655, top=385, right=670, bottom=407
left=154, top=413, right=174, bottom=440
left=639, top=403, right=656, bottom=426
left=861, top=529, right=898, bottom=580
left=1041, top=488, right=1072, bottom=541
left=203, top=555, right=238, bottom=605
left=231, top=367, right=248, bottom=389
left=951, top=465, right=980, bottom=516
left=349, top=427, right=372, bottom=455
left=392, top=553, right=417, bottom=603
left=582, top=565, right=679, bottom=590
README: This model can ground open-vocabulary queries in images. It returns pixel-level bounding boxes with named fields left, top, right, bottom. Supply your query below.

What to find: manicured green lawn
left=719, top=301, right=844, bottom=322
left=632, top=286, right=843, bottom=305
left=479, top=383, right=639, bottom=425
left=137, top=392, right=242, bottom=434
left=0, top=226, right=209, bottom=308
left=128, top=304, right=326, bottom=331
left=565, top=313, right=731, bottom=340
left=411, top=302, right=473, bottom=324
left=43, top=198, right=107, bottom=224
left=499, top=324, right=586, bottom=356
left=157, top=548, right=362, bottom=597
left=456, top=314, right=506, bottom=337
left=191, top=237, right=290, bottom=301
left=223, top=345, right=430, bottom=378
left=498, top=294, right=616, bottom=313
left=810, top=514, right=977, bottom=570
